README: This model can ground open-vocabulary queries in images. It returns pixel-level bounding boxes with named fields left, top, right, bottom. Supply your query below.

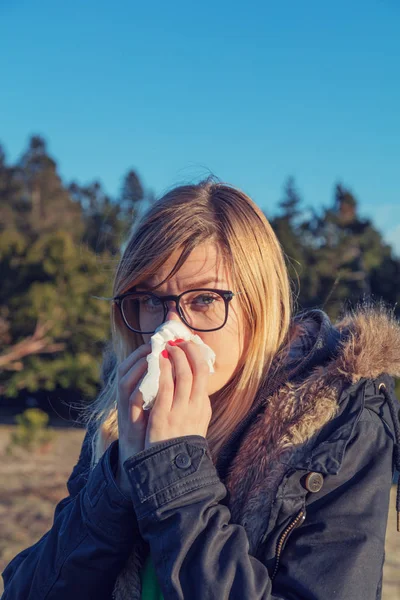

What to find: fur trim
left=111, top=537, right=148, bottom=600
left=330, top=302, right=400, bottom=383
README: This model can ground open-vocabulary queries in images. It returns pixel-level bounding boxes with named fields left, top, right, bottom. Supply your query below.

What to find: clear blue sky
left=1, top=0, right=399, bottom=254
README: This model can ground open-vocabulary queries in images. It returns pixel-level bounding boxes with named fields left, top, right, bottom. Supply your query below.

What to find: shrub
left=6, top=408, right=55, bottom=454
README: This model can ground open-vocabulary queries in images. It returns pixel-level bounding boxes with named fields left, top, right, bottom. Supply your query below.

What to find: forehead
left=144, top=242, right=230, bottom=289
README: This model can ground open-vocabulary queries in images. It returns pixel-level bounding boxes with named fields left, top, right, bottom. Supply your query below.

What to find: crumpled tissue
left=139, top=320, right=216, bottom=410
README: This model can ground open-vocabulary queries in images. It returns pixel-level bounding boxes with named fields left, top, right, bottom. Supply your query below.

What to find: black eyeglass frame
left=113, top=288, right=239, bottom=334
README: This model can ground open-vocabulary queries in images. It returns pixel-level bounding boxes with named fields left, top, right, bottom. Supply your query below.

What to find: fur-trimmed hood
left=112, top=302, right=400, bottom=599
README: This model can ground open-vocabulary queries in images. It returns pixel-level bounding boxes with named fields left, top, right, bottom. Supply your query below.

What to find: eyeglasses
left=113, top=288, right=241, bottom=334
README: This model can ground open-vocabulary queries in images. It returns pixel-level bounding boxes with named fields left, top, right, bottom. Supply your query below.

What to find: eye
left=141, top=295, right=162, bottom=308
left=189, top=293, right=220, bottom=307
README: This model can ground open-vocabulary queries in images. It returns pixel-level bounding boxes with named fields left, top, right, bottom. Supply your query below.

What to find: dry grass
left=0, top=424, right=399, bottom=598
left=0, top=423, right=85, bottom=591
left=383, top=485, right=400, bottom=599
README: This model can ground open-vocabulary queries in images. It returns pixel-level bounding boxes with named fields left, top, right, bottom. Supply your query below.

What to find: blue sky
left=1, top=0, right=399, bottom=255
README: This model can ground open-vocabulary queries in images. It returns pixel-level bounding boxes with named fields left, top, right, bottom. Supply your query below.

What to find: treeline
left=0, top=136, right=399, bottom=409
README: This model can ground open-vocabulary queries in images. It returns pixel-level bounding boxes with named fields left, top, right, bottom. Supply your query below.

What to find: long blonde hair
left=82, top=177, right=295, bottom=469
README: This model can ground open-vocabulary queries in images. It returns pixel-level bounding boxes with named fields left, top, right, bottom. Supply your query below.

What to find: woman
left=2, top=178, right=400, bottom=600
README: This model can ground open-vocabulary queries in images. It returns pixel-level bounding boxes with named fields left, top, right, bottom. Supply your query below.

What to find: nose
left=164, top=301, right=181, bottom=323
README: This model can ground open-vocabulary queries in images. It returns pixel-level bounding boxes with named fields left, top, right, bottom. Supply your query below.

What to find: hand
left=144, top=340, right=213, bottom=450
left=115, top=342, right=152, bottom=495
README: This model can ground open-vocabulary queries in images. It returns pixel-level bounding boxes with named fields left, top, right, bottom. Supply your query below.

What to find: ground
left=0, top=424, right=399, bottom=598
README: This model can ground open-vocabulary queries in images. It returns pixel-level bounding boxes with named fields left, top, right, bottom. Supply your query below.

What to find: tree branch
left=0, top=321, right=65, bottom=371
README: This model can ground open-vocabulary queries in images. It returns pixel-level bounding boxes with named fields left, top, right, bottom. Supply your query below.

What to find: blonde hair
left=82, top=177, right=295, bottom=470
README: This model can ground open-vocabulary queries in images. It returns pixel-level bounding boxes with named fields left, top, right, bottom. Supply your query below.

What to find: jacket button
left=305, top=472, right=324, bottom=493
left=175, top=453, right=191, bottom=468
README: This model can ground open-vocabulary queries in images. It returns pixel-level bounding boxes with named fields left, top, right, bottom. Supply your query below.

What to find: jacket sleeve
left=2, top=428, right=140, bottom=600
left=122, top=407, right=394, bottom=600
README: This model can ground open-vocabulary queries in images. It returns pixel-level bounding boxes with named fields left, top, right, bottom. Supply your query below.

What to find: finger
left=176, top=341, right=210, bottom=403
left=129, top=375, right=151, bottom=424
left=117, top=343, right=152, bottom=379
left=118, top=356, right=149, bottom=408
left=167, top=344, right=193, bottom=408
left=156, top=350, right=175, bottom=411
left=118, top=363, right=150, bottom=434
left=128, top=369, right=147, bottom=409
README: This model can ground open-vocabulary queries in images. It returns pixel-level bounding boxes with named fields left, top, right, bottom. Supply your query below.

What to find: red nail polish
left=175, top=338, right=185, bottom=343
left=167, top=340, right=176, bottom=346
left=161, top=349, right=169, bottom=358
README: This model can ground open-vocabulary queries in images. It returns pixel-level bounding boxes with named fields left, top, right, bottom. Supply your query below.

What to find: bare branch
left=0, top=321, right=65, bottom=371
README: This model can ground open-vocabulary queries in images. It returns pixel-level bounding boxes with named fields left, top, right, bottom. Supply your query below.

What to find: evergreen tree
left=293, top=183, right=390, bottom=318
left=68, top=180, right=122, bottom=255
left=120, top=169, right=144, bottom=213
left=15, top=136, right=83, bottom=241
left=269, top=177, right=308, bottom=308
left=0, top=230, right=112, bottom=398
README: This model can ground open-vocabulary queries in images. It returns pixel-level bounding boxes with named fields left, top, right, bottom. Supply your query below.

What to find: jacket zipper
left=271, top=509, right=306, bottom=580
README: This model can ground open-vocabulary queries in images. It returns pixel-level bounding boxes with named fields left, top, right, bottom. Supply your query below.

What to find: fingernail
left=168, top=338, right=184, bottom=346
left=161, top=349, right=169, bottom=358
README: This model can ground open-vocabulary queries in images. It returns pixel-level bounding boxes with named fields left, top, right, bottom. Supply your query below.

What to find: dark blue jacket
left=2, top=307, right=400, bottom=599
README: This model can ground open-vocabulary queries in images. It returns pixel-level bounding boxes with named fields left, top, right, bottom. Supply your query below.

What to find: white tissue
left=138, top=320, right=216, bottom=410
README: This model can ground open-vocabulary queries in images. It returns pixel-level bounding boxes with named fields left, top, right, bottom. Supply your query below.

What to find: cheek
left=207, top=349, right=241, bottom=395
left=213, top=339, right=241, bottom=370
left=204, top=327, right=243, bottom=394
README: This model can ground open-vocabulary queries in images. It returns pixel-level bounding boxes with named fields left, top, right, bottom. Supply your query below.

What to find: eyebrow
left=137, top=278, right=229, bottom=290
